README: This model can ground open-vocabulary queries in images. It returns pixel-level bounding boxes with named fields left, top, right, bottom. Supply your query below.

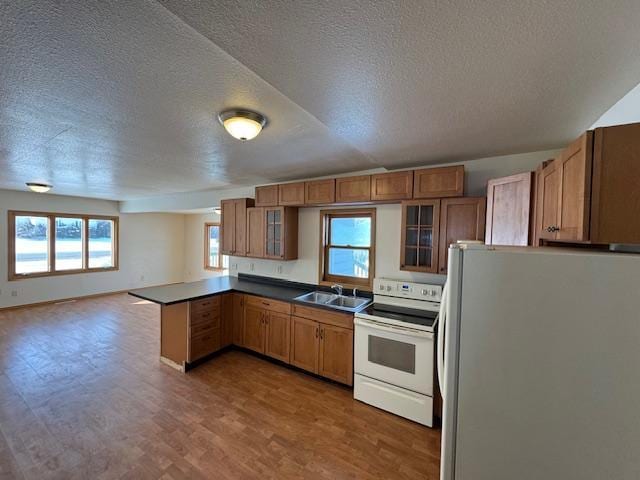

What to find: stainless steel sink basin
left=294, top=291, right=371, bottom=312
left=295, top=291, right=337, bottom=304
left=326, top=296, right=370, bottom=309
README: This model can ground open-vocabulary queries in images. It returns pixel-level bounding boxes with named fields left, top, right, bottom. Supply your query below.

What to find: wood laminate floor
left=0, top=294, right=441, bottom=479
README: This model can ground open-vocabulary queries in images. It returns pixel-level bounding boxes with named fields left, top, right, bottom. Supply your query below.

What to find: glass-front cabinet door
left=264, top=207, right=283, bottom=258
left=400, top=200, right=440, bottom=273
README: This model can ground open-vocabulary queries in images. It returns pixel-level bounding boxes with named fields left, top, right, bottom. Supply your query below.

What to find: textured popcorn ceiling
left=2, top=0, right=640, bottom=200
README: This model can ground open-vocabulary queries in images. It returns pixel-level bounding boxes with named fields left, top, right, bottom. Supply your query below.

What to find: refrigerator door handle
left=437, top=281, right=448, bottom=399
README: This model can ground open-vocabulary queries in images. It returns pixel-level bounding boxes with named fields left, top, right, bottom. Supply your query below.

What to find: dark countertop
left=128, top=274, right=370, bottom=313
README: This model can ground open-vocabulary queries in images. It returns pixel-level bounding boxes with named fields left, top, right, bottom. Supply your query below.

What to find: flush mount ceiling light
left=218, top=109, right=267, bottom=141
left=26, top=182, right=52, bottom=193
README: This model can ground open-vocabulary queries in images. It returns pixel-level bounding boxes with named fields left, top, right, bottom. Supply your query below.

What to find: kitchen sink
left=326, top=296, right=370, bottom=309
left=294, top=291, right=371, bottom=312
left=295, top=291, right=337, bottom=304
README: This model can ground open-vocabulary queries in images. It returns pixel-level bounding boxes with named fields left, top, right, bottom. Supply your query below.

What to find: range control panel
left=373, top=278, right=442, bottom=302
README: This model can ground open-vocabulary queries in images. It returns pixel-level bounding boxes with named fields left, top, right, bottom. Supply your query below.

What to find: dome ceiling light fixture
left=218, top=109, right=267, bottom=141
left=26, top=182, right=52, bottom=193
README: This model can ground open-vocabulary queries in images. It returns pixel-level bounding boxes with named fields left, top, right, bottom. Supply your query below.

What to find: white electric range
left=354, top=278, right=441, bottom=427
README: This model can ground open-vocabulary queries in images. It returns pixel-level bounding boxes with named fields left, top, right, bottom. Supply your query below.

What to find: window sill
left=9, top=267, right=119, bottom=282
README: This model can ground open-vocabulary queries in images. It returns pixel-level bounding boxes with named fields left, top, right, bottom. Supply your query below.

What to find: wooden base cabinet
left=243, top=305, right=266, bottom=354
left=265, top=312, right=291, bottom=363
left=242, top=296, right=292, bottom=363
left=290, top=304, right=354, bottom=386
left=291, top=316, right=320, bottom=373
left=318, top=324, right=353, bottom=385
left=232, top=294, right=244, bottom=346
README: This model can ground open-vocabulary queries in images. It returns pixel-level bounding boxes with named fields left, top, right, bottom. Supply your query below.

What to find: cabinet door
left=413, top=166, right=464, bottom=198
left=335, top=175, right=371, bottom=203
left=290, top=316, right=319, bottom=374
left=255, top=185, right=279, bottom=207
left=264, top=207, right=283, bottom=259
left=556, top=132, right=592, bottom=241
left=221, top=200, right=235, bottom=255
left=485, top=172, right=533, bottom=246
left=591, top=123, right=640, bottom=244
left=438, top=197, right=486, bottom=274
left=243, top=305, right=265, bottom=353
left=538, top=160, right=561, bottom=241
left=233, top=199, right=248, bottom=256
left=246, top=207, right=265, bottom=257
left=371, top=171, right=413, bottom=201
left=319, top=324, right=354, bottom=386
left=265, top=312, right=291, bottom=363
left=232, top=294, right=244, bottom=346
left=305, top=179, right=335, bottom=205
left=278, top=182, right=305, bottom=206
left=400, top=200, right=440, bottom=273
left=221, top=293, right=233, bottom=348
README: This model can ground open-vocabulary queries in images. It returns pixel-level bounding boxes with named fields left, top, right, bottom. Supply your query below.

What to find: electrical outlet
left=276, top=265, right=283, bottom=274
left=232, top=263, right=238, bottom=270
left=11, top=290, right=18, bottom=297
left=250, top=263, right=255, bottom=272
left=140, top=275, right=145, bottom=282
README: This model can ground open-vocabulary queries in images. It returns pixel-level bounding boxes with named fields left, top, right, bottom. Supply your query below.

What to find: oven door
left=354, top=317, right=434, bottom=396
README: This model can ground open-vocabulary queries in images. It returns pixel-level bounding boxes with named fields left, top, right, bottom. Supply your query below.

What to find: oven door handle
left=354, top=317, right=434, bottom=339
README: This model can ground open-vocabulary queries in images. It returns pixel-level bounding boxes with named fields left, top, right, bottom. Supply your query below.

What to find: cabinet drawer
left=190, top=296, right=221, bottom=314
left=291, top=304, right=354, bottom=330
left=190, top=329, right=220, bottom=362
left=190, top=321, right=218, bottom=338
left=245, top=295, right=291, bottom=315
left=190, top=309, right=220, bottom=328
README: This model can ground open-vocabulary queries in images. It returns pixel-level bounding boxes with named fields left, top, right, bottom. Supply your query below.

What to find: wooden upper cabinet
left=413, top=166, right=464, bottom=199
left=290, top=316, right=319, bottom=374
left=536, top=132, right=593, bottom=243
left=591, top=123, right=640, bottom=244
left=255, top=185, right=279, bottom=207
left=264, top=207, right=298, bottom=260
left=438, top=197, right=486, bottom=274
left=246, top=207, right=265, bottom=258
left=278, top=182, right=305, bottom=206
left=265, top=312, right=291, bottom=363
left=305, top=179, right=335, bottom=205
left=400, top=200, right=440, bottom=273
left=335, top=175, right=371, bottom=203
left=319, top=323, right=353, bottom=386
left=485, top=172, right=533, bottom=246
left=556, top=132, right=593, bottom=242
left=537, top=159, right=561, bottom=241
left=220, top=198, right=253, bottom=256
left=371, top=171, right=413, bottom=201
left=221, top=199, right=235, bottom=255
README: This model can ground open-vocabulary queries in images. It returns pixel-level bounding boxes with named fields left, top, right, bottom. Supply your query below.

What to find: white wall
left=184, top=149, right=561, bottom=287
left=0, top=189, right=186, bottom=308
left=591, top=81, right=640, bottom=129
left=183, top=212, right=227, bottom=282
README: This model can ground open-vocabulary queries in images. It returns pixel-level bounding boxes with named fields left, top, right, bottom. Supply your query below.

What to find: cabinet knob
left=315, top=327, right=319, bottom=338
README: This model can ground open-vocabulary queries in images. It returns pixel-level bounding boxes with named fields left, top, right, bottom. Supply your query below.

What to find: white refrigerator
left=438, top=244, right=640, bottom=480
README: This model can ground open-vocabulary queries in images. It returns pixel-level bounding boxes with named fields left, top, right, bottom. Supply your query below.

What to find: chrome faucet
left=352, top=288, right=358, bottom=297
left=331, top=284, right=343, bottom=296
